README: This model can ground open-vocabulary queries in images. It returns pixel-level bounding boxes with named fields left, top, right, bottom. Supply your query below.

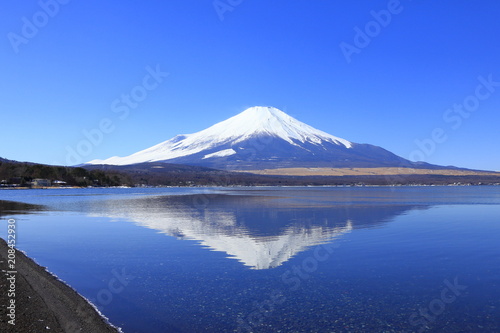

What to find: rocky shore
left=0, top=238, right=120, bottom=332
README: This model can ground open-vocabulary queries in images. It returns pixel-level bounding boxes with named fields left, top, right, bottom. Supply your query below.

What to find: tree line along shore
left=1, top=159, right=500, bottom=188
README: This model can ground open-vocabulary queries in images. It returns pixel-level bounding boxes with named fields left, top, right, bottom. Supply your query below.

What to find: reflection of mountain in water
left=90, top=194, right=426, bottom=269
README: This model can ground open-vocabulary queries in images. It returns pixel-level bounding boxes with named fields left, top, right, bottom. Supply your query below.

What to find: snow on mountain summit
left=87, top=106, right=352, bottom=166
left=216, top=106, right=352, bottom=147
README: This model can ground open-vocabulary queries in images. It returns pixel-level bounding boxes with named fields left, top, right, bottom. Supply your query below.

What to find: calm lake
left=1, top=186, right=499, bottom=332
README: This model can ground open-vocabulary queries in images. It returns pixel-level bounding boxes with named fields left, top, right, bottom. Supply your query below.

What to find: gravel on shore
left=0, top=238, right=120, bottom=333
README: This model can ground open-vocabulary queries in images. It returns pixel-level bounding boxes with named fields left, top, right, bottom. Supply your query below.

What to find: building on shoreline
left=32, top=179, right=52, bottom=187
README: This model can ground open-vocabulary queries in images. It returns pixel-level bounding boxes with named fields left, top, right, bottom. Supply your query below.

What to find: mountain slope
left=87, top=106, right=440, bottom=170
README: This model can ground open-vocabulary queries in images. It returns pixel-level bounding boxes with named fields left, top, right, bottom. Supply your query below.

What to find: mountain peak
left=87, top=106, right=420, bottom=169
left=233, top=106, right=310, bottom=135
left=211, top=106, right=352, bottom=147
left=240, top=106, right=286, bottom=118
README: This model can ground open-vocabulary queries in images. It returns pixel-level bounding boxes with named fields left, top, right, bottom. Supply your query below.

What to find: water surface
left=0, top=186, right=499, bottom=332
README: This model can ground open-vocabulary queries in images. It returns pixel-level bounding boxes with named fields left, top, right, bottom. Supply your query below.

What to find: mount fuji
left=87, top=106, right=434, bottom=170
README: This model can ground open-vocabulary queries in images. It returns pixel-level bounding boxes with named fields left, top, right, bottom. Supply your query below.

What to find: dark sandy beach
left=0, top=238, right=120, bottom=333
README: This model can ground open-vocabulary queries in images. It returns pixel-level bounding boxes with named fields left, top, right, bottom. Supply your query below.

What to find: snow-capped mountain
left=87, top=106, right=424, bottom=169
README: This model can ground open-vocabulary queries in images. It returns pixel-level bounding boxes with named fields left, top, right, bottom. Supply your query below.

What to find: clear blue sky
left=1, top=1, right=500, bottom=170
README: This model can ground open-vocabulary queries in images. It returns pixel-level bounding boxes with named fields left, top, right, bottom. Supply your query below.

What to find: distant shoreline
left=3, top=157, right=500, bottom=187
left=1, top=182, right=500, bottom=190
left=2, top=166, right=500, bottom=189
